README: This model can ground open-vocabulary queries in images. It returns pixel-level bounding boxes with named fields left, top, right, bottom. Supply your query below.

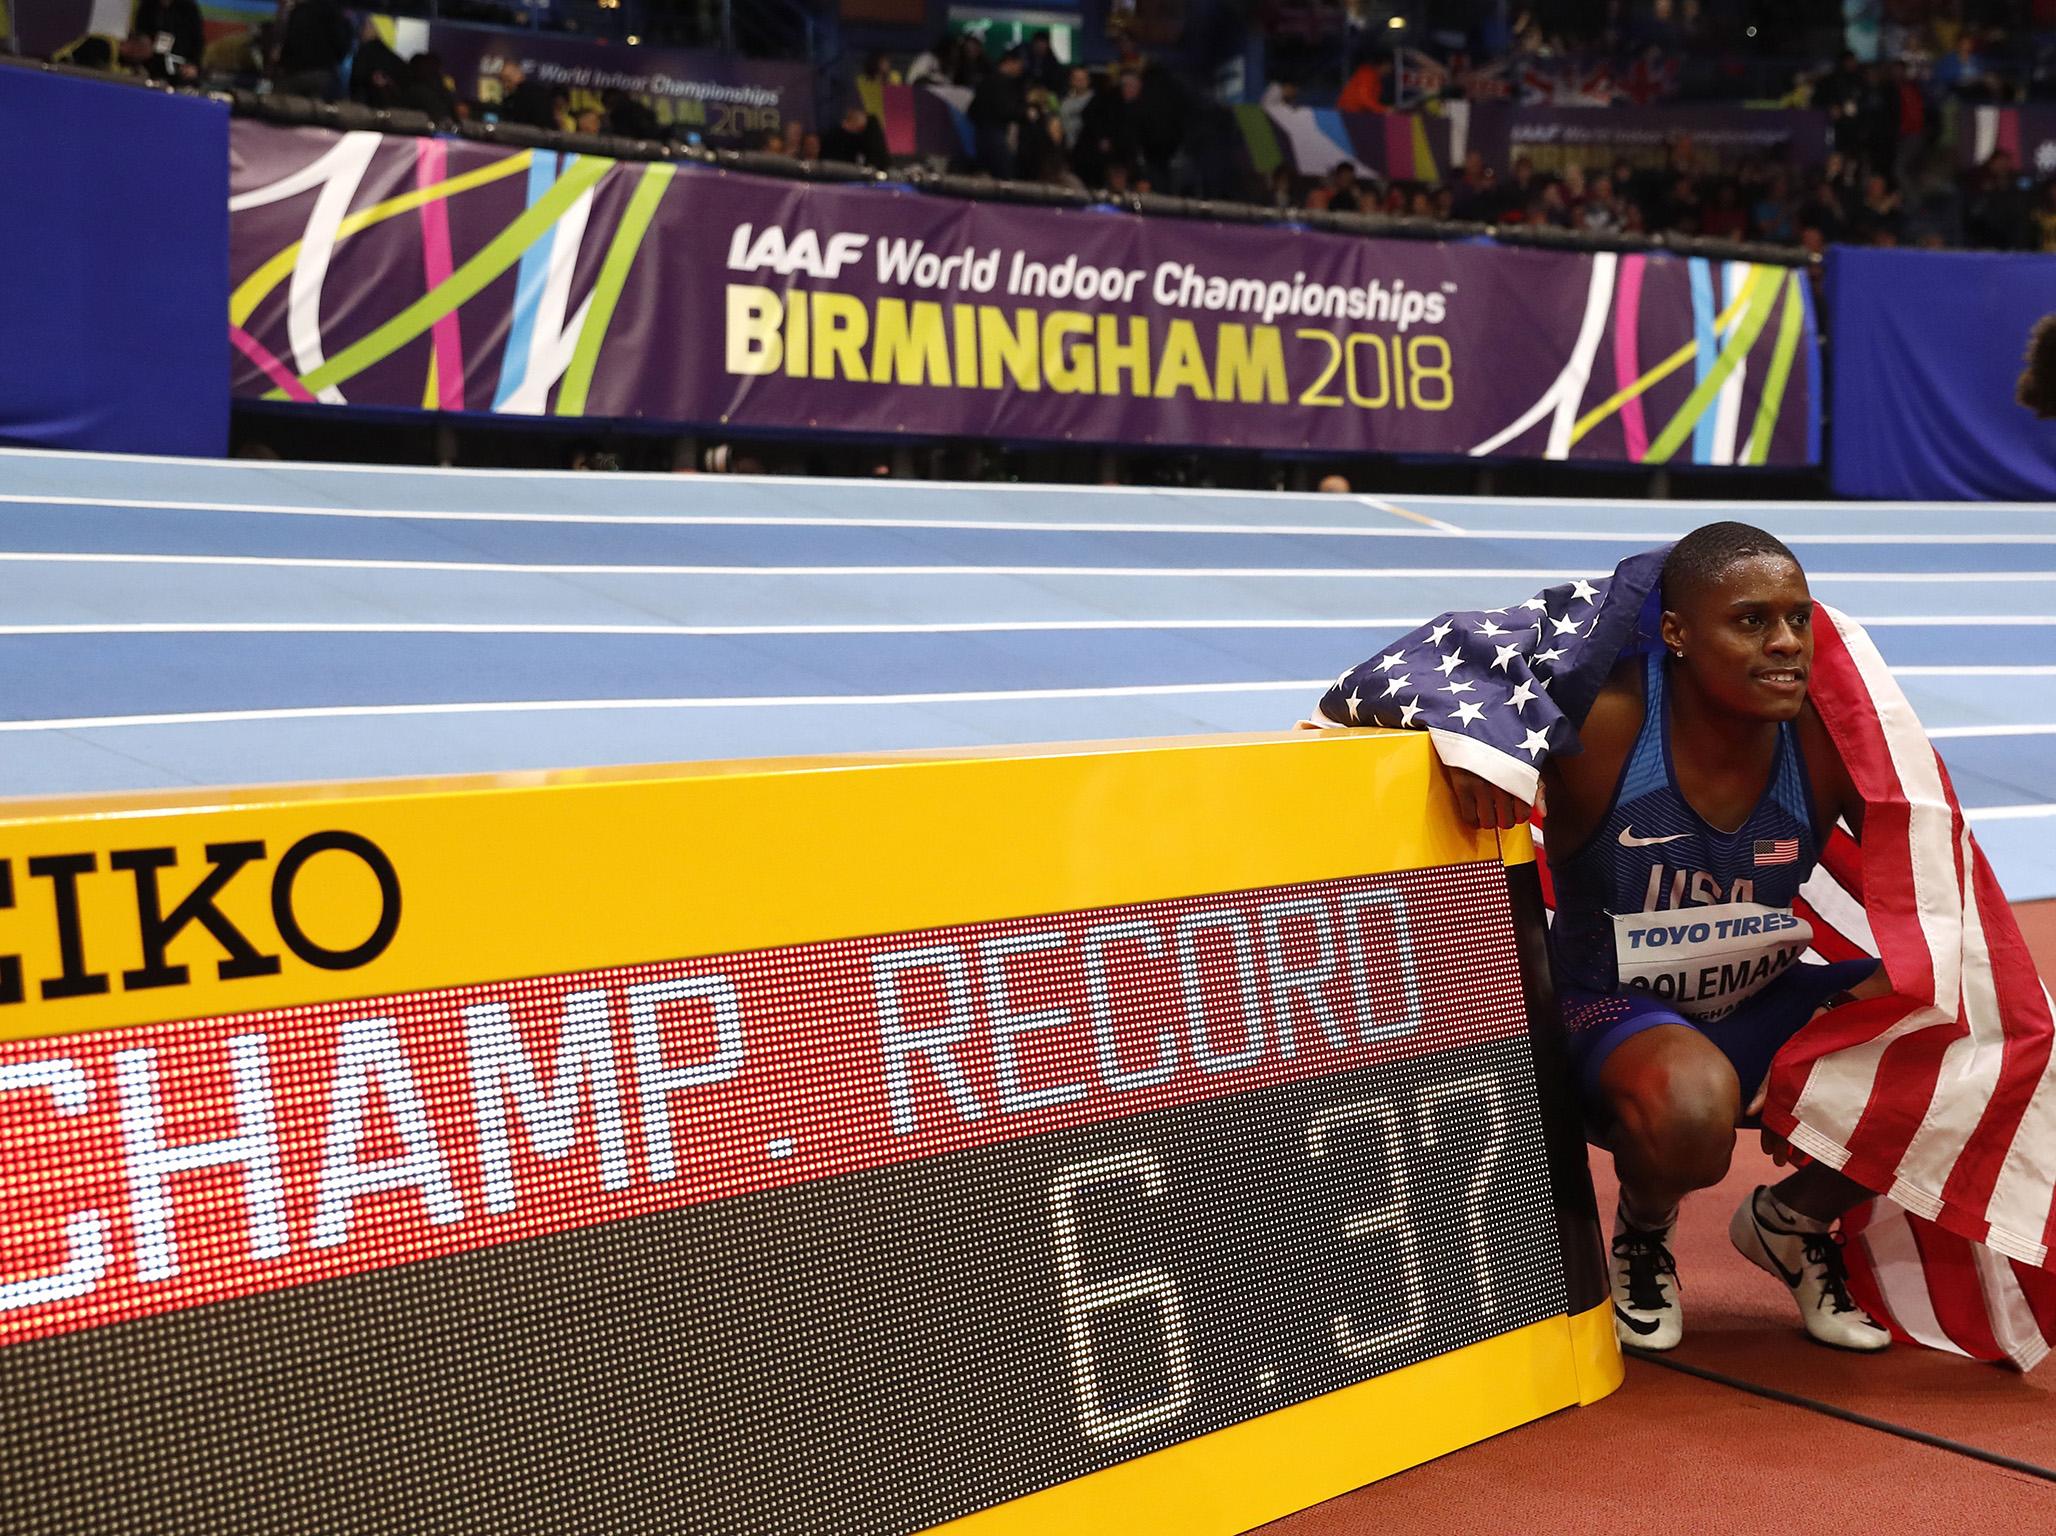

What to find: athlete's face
left=1661, top=554, right=1813, bottom=721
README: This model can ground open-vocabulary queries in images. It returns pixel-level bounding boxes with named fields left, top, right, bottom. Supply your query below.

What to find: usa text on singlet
left=1547, top=653, right=1821, bottom=1024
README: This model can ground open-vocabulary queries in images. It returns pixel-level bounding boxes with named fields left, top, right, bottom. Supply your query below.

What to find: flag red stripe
left=1908, top=1218, right=2007, bottom=1361
left=1793, top=896, right=1867, bottom=964
left=1819, top=827, right=1863, bottom=900
left=1837, top=1218, right=1909, bottom=1346
left=1938, top=851, right=2056, bottom=1237
left=1771, top=616, right=1964, bottom=1191
left=2009, top=1258, right=2056, bottom=1351
left=1846, top=1006, right=1961, bottom=1198
left=1807, top=619, right=1939, bottom=1006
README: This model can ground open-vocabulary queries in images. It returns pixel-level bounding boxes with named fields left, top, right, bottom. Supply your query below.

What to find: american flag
left=1315, top=549, right=2056, bottom=1369
left=1754, top=837, right=1800, bottom=866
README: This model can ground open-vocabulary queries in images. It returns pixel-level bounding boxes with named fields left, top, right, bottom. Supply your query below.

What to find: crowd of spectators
left=31, top=2, right=2056, bottom=257
left=846, top=21, right=2056, bottom=256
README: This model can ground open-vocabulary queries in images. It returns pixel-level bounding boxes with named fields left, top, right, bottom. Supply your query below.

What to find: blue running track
left=5, top=446, right=2056, bottom=895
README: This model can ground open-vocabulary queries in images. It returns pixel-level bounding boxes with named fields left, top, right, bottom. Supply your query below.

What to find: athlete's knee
left=1607, top=1049, right=1739, bottom=1190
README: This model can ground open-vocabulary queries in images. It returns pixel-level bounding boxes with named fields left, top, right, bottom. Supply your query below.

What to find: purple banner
left=1468, top=104, right=1831, bottom=176
left=227, top=121, right=1818, bottom=466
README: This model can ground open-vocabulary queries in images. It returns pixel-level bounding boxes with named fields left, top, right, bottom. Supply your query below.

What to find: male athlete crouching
left=1334, top=524, right=1893, bottom=1352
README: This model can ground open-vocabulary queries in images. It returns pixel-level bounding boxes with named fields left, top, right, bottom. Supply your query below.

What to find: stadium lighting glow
left=1388, top=15, right=1406, bottom=27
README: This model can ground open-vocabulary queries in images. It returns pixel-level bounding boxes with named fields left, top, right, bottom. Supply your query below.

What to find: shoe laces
left=1800, top=1228, right=1864, bottom=1317
left=1612, top=1225, right=1679, bottom=1311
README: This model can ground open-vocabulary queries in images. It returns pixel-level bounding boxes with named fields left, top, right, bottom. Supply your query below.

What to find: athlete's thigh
left=1595, top=1023, right=1742, bottom=1132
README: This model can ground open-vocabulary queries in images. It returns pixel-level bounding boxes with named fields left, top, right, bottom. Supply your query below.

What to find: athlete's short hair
left=1660, top=521, right=1800, bottom=611
left=2017, top=313, right=2056, bottom=420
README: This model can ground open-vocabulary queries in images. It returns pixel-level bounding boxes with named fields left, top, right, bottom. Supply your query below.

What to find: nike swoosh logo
left=1750, top=1202, right=1807, bottom=1288
left=1618, top=826, right=1690, bottom=848
left=1613, top=1303, right=1662, bottom=1337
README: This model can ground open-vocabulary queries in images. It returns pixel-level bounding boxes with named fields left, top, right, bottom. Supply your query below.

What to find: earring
left=1672, top=649, right=1685, bottom=660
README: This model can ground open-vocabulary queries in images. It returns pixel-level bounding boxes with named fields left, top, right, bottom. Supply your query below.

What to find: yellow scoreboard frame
left=0, top=729, right=1620, bottom=1534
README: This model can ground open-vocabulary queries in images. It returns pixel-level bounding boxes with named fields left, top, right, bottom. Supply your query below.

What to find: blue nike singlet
left=1547, top=653, right=1823, bottom=1023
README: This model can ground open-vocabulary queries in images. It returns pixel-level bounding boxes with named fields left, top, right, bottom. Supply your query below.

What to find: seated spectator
left=573, top=107, right=604, bottom=135
left=821, top=106, right=890, bottom=169
left=1024, top=31, right=1066, bottom=96
left=493, top=60, right=560, bottom=129
left=1078, top=69, right=1142, bottom=187
left=858, top=50, right=902, bottom=92
left=905, top=34, right=956, bottom=87
left=274, top=0, right=353, bottom=100
left=800, top=130, right=823, bottom=161
left=1751, top=172, right=1795, bottom=243
left=350, top=18, right=408, bottom=109
left=954, top=33, right=988, bottom=88
left=1578, top=174, right=1623, bottom=234
left=1019, top=113, right=1085, bottom=191
left=202, top=25, right=268, bottom=82
left=1324, top=161, right=1367, bottom=215
left=1931, top=32, right=1989, bottom=101
left=1498, top=155, right=1539, bottom=221
left=1966, top=149, right=2034, bottom=249
left=1127, top=65, right=1185, bottom=190
left=1850, top=172, right=1904, bottom=244
left=1700, top=181, right=1748, bottom=240
left=1268, top=165, right=1299, bottom=210
left=1449, top=150, right=1495, bottom=219
left=408, top=55, right=458, bottom=122
left=130, top=0, right=202, bottom=80
left=1532, top=180, right=1573, bottom=229
left=2036, top=183, right=2056, bottom=253
left=1059, top=66, right=1093, bottom=147
left=604, top=88, right=660, bottom=141
left=968, top=47, right=1028, bottom=178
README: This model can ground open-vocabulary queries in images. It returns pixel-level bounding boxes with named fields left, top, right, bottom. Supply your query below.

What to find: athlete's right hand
left=1445, top=765, right=1532, bottom=830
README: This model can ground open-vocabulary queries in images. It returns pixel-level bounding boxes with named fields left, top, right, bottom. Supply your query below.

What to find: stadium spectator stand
left=15, top=2, right=2056, bottom=256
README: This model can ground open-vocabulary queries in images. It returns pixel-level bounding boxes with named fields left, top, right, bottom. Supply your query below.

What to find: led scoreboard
left=0, top=732, right=1618, bottom=1534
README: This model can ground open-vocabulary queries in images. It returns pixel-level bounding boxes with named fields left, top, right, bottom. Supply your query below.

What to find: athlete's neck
left=1665, top=658, right=1780, bottom=823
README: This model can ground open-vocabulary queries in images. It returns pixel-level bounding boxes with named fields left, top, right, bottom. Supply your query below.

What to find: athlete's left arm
left=1798, top=700, right=1864, bottom=843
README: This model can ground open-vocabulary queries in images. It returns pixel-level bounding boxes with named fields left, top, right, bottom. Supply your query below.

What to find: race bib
left=1611, top=902, right=1812, bottom=1022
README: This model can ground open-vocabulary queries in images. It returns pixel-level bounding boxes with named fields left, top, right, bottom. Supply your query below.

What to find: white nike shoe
left=1610, top=1202, right=1684, bottom=1351
left=1729, top=1186, right=1892, bottom=1352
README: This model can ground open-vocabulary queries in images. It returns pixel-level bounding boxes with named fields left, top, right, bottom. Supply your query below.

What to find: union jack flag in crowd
left=1313, top=548, right=2056, bottom=1370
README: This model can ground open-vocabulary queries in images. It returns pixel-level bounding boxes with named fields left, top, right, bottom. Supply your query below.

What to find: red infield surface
left=1260, top=904, right=2056, bottom=1532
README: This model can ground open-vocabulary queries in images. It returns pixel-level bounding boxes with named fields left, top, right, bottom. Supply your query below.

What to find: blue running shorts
left=1560, top=957, right=1881, bottom=1125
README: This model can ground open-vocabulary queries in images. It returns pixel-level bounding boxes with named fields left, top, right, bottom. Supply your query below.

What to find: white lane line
left=5, top=552, right=2055, bottom=581
left=1365, top=498, right=1467, bottom=534
left=0, top=620, right=1425, bottom=637
left=2, top=625, right=2054, bottom=648
left=0, top=680, right=1335, bottom=734
left=1889, top=666, right=2056, bottom=676
left=6, top=693, right=2056, bottom=737
left=1966, top=804, right=2056, bottom=822
left=7, top=448, right=2055, bottom=514
left=10, top=492, right=2056, bottom=544
left=1859, top=617, right=2056, bottom=626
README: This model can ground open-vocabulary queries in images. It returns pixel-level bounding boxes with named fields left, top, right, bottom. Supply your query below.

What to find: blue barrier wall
left=1828, top=245, right=2056, bottom=501
left=0, top=68, right=228, bottom=457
